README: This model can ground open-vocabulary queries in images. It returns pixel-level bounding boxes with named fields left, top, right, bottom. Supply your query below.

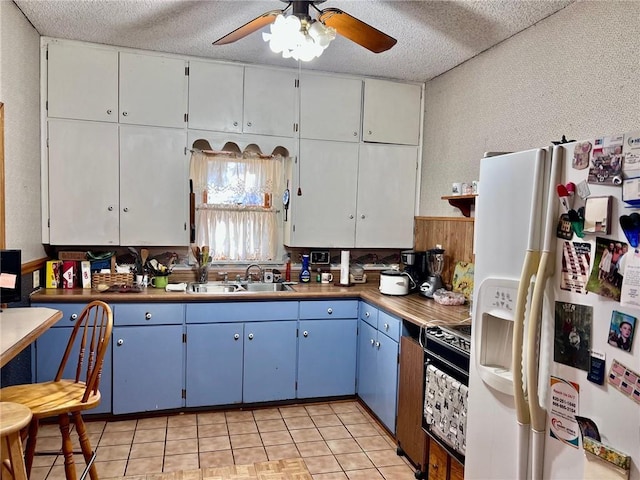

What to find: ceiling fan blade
left=318, top=8, right=397, bottom=53
left=213, top=9, right=282, bottom=45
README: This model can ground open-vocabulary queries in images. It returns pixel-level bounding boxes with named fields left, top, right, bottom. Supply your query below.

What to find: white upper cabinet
left=362, top=79, right=422, bottom=146
left=355, top=144, right=418, bottom=248
left=299, top=72, right=362, bottom=142
left=289, top=139, right=359, bottom=247
left=119, top=125, right=188, bottom=245
left=188, top=61, right=244, bottom=133
left=47, top=42, right=118, bottom=122
left=243, top=66, right=296, bottom=137
left=119, top=52, right=188, bottom=129
left=48, top=119, right=120, bottom=245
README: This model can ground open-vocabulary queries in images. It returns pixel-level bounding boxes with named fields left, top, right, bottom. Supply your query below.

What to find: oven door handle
left=425, top=354, right=469, bottom=382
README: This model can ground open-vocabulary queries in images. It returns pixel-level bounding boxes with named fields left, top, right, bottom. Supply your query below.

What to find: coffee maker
left=420, top=247, right=445, bottom=298
left=401, top=250, right=428, bottom=291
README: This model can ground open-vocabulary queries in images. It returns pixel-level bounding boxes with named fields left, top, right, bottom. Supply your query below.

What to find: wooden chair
left=0, top=300, right=113, bottom=480
left=0, top=402, right=32, bottom=480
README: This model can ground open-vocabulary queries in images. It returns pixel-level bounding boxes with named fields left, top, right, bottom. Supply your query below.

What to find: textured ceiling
left=15, top=0, right=574, bottom=82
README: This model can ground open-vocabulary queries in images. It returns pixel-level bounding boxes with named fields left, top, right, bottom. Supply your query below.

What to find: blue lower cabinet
left=243, top=321, right=297, bottom=403
left=185, top=323, right=243, bottom=407
left=32, top=303, right=112, bottom=414
left=298, top=318, right=357, bottom=398
left=357, top=302, right=400, bottom=434
left=112, top=303, right=185, bottom=414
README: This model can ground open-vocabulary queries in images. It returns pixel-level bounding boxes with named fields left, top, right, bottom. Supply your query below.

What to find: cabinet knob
left=107, top=109, right=112, bottom=115
left=370, top=338, right=375, bottom=346
left=248, top=333, right=254, bottom=340
left=361, top=214, right=365, bottom=219
left=123, top=207, right=129, bottom=212
left=233, top=121, right=238, bottom=127
left=117, top=339, right=124, bottom=346
left=70, top=313, right=78, bottom=321
left=303, top=331, right=308, bottom=337
left=349, top=215, right=354, bottom=219
left=234, top=333, right=240, bottom=340
left=384, top=323, right=389, bottom=330
left=327, top=308, right=333, bottom=315
left=108, top=206, right=114, bottom=211
left=365, top=312, right=370, bottom=318
left=246, top=122, right=252, bottom=127
left=145, top=312, right=152, bottom=320
left=375, top=341, right=381, bottom=349
left=368, top=130, right=372, bottom=135
left=432, top=463, right=439, bottom=470
left=353, top=131, right=358, bottom=136
left=122, top=111, right=128, bottom=116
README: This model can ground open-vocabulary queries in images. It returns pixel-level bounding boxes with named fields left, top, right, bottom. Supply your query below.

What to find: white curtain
left=190, top=150, right=284, bottom=262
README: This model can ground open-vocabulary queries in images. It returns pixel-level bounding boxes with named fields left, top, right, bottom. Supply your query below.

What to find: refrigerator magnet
left=586, top=350, right=606, bottom=385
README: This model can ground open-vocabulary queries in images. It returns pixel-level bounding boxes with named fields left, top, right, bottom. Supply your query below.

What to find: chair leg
left=23, top=418, right=39, bottom=478
left=1, top=430, right=29, bottom=480
left=72, top=412, right=98, bottom=480
left=58, top=414, right=77, bottom=480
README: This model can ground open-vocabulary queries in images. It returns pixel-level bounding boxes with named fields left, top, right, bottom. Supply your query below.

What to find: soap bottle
left=299, top=254, right=311, bottom=283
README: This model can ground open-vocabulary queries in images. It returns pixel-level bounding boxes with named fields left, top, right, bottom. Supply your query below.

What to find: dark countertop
left=31, top=283, right=471, bottom=329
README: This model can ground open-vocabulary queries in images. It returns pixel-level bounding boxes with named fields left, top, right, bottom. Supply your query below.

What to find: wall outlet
left=33, top=270, right=40, bottom=288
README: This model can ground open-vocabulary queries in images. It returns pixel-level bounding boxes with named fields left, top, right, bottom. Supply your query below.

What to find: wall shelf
left=441, top=194, right=477, bottom=217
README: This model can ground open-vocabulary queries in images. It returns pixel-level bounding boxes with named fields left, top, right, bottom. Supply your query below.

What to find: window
left=189, top=148, right=286, bottom=262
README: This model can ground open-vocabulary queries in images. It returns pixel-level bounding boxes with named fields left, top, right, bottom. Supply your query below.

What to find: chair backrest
left=54, top=300, right=113, bottom=403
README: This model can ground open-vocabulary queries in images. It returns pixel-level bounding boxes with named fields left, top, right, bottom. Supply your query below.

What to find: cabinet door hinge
left=45, top=48, right=48, bottom=60
left=182, top=389, right=186, bottom=399
left=397, top=353, right=400, bottom=365
left=183, top=222, right=187, bottom=231
left=294, top=78, right=299, bottom=88
left=184, top=113, right=188, bottom=123
left=295, top=380, right=298, bottom=390
left=185, top=66, right=189, bottom=76
left=48, top=218, right=50, bottom=228
left=182, top=333, right=187, bottom=343
left=292, top=225, right=295, bottom=232
left=296, top=328, right=299, bottom=338
left=45, top=100, right=48, bottom=111
left=293, top=123, right=298, bottom=133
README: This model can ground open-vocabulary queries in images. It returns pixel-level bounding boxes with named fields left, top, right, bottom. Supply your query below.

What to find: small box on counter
left=80, top=261, right=92, bottom=289
left=62, top=261, right=76, bottom=289
left=45, top=260, right=62, bottom=288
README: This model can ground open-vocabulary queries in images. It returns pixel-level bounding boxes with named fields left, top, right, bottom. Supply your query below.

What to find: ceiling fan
left=213, top=0, right=397, bottom=58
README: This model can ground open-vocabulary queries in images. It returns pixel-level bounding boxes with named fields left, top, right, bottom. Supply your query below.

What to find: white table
left=0, top=307, right=62, bottom=367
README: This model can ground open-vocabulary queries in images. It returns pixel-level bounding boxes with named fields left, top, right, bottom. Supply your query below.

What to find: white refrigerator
left=466, top=134, right=640, bottom=480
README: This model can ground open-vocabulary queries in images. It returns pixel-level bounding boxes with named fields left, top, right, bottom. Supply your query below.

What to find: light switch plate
left=33, top=270, right=40, bottom=288
left=310, top=251, right=330, bottom=264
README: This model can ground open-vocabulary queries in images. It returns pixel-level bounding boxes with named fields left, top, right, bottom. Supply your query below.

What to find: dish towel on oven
left=424, top=364, right=468, bottom=456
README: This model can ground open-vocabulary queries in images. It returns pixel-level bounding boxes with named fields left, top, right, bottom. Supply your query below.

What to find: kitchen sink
left=187, top=281, right=295, bottom=294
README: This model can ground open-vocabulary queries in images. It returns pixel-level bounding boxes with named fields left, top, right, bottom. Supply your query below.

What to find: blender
left=420, top=247, right=445, bottom=298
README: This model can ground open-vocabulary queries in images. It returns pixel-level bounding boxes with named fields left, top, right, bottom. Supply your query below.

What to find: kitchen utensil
left=189, top=179, right=196, bottom=242
left=140, top=248, right=149, bottom=268
left=379, top=269, right=414, bottom=295
left=283, top=180, right=290, bottom=221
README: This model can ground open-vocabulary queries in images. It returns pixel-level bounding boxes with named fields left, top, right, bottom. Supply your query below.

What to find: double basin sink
left=187, top=281, right=295, bottom=294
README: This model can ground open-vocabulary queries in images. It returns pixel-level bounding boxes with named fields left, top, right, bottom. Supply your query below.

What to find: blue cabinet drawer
left=378, top=310, right=401, bottom=342
left=359, top=302, right=378, bottom=327
left=186, top=301, right=298, bottom=323
left=299, top=300, right=358, bottom=319
left=115, top=303, right=184, bottom=325
left=32, top=303, right=90, bottom=327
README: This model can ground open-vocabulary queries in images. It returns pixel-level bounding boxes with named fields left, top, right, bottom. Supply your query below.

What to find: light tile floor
left=30, top=400, right=417, bottom=480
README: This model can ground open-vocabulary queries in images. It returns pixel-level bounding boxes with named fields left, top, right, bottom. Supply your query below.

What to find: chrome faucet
left=245, top=264, right=263, bottom=282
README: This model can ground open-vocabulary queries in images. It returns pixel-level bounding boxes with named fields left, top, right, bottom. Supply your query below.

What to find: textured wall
left=420, top=0, right=640, bottom=217
left=0, top=1, right=45, bottom=262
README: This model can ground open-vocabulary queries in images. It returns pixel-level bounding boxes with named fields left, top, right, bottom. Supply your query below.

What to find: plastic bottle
left=285, top=258, right=291, bottom=282
left=299, top=254, right=311, bottom=283
left=316, top=268, right=321, bottom=283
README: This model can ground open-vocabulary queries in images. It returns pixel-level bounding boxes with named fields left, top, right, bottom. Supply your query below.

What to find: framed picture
left=608, top=311, right=636, bottom=352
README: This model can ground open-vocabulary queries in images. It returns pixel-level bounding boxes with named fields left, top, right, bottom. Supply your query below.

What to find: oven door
left=423, top=360, right=468, bottom=460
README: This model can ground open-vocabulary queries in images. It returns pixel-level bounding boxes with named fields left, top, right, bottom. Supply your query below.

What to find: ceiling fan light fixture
left=262, top=13, right=335, bottom=61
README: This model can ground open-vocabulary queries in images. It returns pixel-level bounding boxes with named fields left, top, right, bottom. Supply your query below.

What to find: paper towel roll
left=340, top=250, right=350, bottom=285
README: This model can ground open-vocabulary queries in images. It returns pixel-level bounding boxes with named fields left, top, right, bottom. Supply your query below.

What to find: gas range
left=424, top=324, right=471, bottom=356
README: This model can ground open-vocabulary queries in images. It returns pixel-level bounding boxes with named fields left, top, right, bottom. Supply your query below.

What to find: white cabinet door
left=288, top=139, right=359, bottom=247
left=119, top=52, right=188, bottom=129
left=188, top=61, right=243, bottom=133
left=48, top=119, right=119, bottom=245
left=47, top=42, right=118, bottom=123
left=299, top=72, right=362, bottom=142
left=119, top=125, right=188, bottom=245
left=355, top=144, right=418, bottom=248
left=243, top=66, right=296, bottom=138
left=362, top=79, right=422, bottom=146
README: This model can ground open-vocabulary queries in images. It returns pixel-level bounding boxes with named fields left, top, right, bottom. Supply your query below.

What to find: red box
left=62, top=261, right=76, bottom=289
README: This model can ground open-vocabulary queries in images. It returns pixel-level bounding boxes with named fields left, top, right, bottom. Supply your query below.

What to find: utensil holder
left=198, top=265, right=209, bottom=283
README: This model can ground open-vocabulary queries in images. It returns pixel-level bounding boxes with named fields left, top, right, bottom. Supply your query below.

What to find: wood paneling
left=414, top=216, right=474, bottom=288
